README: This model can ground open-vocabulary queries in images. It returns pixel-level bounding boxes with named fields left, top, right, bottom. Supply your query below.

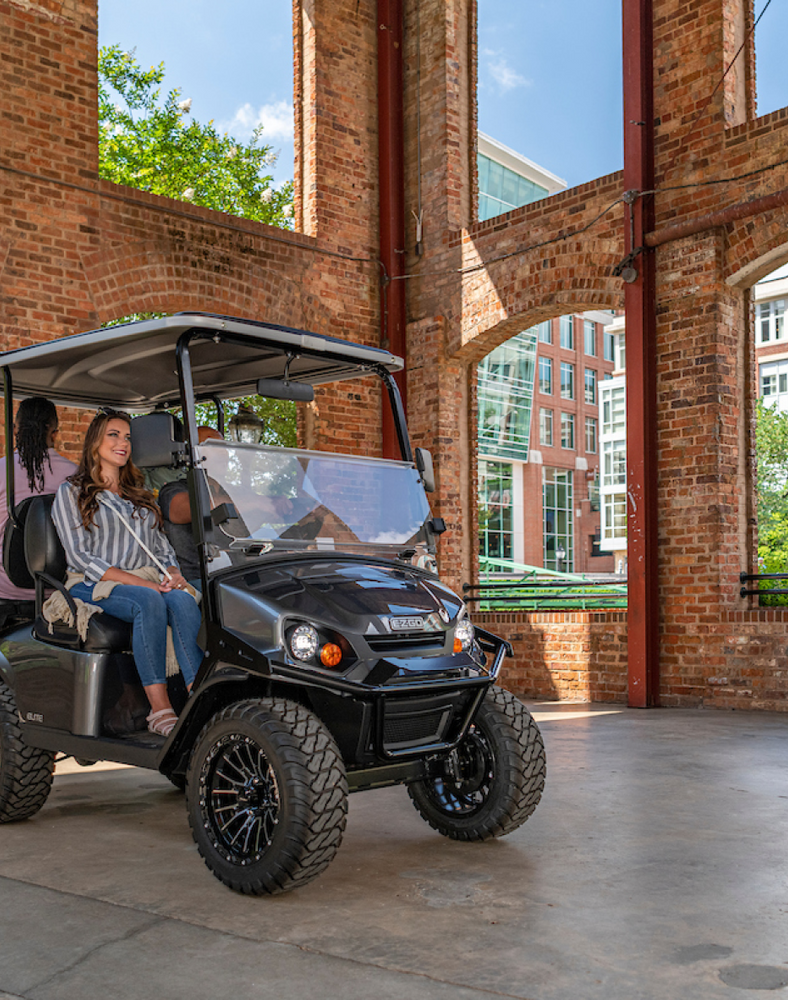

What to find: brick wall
left=477, top=610, right=628, bottom=704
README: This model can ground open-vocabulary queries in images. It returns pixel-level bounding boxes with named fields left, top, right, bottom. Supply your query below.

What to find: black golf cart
left=0, top=313, right=545, bottom=894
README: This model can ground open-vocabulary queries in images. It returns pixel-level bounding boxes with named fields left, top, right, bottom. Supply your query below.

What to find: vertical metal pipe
left=377, top=0, right=407, bottom=459
left=622, top=0, right=659, bottom=706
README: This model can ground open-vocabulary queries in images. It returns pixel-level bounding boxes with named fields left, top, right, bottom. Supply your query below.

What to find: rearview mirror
left=414, top=447, right=436, bottom=493
left=256, top=378, right=315, bottom=402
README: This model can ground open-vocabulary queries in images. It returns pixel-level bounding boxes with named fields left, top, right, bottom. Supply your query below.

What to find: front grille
left=367, top=631, right=445, bottom=655
left=382, top=698, right=454, bottom=750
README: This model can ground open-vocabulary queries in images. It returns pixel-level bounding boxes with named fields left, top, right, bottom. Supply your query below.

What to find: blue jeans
left=70, top=582, right=203, bottom=688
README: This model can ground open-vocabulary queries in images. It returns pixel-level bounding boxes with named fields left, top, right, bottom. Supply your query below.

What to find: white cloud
left=483, top=48, right=530, bottom=92
left=220, top=99, right=294, bottom=142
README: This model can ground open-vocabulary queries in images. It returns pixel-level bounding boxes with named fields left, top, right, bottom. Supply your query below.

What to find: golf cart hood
left=216, top=557, right=466, bottom=652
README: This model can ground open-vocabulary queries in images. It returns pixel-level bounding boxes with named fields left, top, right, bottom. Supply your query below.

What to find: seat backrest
left=2, top=494, right=43, bottom=589
left=130, top=412, right=186, bottom=469
left=24, top=494, right=67, bottom=582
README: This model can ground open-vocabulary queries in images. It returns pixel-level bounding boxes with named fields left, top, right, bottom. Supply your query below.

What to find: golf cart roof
left=0, top=313, right=403, bottom=411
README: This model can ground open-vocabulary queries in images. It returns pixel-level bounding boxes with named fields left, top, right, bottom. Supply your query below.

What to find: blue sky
left=98, top=0, right=787, bottom=191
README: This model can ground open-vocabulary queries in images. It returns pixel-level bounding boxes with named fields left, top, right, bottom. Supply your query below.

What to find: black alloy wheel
left=187, top=697, right=347, bottom=894
left=408, top=685, right=546, bottom=840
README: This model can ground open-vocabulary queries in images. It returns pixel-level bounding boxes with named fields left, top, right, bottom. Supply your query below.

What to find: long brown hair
left=68, top=410, right=162, bottom=530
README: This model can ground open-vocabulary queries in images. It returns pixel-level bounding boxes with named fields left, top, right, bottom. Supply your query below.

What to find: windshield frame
left=173, top=330, right=415, bottom=617
left=194, top=439, right=433, bottom=571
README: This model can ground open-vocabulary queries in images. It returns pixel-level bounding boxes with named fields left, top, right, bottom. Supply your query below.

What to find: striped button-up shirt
left=52, top=483, right=179, bottom=583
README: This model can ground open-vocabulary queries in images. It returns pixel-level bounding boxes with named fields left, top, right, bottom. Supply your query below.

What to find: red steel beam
left=623, top=0, right=659, bottom=707
left=377, top=0, right=407, bottom=459
left=646, top=186, right=788, bottom=248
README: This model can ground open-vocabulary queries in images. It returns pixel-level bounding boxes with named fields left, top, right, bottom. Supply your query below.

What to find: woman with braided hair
left=0, top=397, right=76, bottom=618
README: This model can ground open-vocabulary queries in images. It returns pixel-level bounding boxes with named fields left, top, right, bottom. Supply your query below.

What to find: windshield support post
left=379, top=368, right=412, bottom=463
left=2, top=366, right=19, bottom=527
left=176, top=331, right=217, bottom=617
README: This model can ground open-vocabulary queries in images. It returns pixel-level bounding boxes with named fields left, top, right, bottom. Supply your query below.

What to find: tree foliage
left=755, top=399, right=788, bottom=598
left=98, top=50, right=298, bottom=446
left=98, top=45, right=294, bottom=227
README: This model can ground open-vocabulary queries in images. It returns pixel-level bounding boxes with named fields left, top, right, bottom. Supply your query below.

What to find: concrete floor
left=1, top=702, right=787, bottom=1000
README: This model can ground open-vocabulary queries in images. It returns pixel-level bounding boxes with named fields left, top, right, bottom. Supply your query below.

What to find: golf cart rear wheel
left=0, top=681, right=55, bottom=822
left=186, top=697, right=347, bottom=895
left=408, top=686, right=545, bottom=841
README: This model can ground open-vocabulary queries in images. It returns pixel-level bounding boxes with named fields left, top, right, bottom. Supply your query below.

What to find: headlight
left=454, top=618, right=475, bottom=653
left=290, top=624, right=319, bottom=661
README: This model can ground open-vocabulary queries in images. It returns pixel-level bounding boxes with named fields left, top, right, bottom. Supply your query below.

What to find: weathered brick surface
left=3, top=0, right=788, bottom=709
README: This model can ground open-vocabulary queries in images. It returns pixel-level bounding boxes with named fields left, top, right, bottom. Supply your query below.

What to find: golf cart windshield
left=197, top=440, right=433, bottom=565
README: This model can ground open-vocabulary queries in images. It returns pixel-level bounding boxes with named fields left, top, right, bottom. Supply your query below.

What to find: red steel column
left=377, top=0, right=407, bottom=459
left=623, top=0, right=659, bottom=706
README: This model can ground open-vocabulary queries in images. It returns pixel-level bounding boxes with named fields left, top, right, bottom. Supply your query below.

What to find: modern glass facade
left=477, top=327, right=538, bottom=461
left=477, top=152, right=550, bottom=221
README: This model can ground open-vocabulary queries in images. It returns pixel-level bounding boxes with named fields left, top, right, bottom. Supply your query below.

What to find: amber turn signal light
left=320, top=643, right=343, bottom=668
left=453, top=637, right=463, bottom=654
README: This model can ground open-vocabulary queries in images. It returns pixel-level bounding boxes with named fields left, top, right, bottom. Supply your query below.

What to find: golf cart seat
left=23, top=494, right=133, bottom=653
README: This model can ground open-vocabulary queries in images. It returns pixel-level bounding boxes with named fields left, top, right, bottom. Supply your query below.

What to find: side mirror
left=256, top=377, right=315, bottom=402
left=414, top=447, right=436, bottom=493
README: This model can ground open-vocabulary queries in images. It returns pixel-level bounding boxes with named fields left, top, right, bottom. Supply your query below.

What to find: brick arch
left=80, top=236, right=324, bottom=331
left=726, top=207, right=788, bottom=288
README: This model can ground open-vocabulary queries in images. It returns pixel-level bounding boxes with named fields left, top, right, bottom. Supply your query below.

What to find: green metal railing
left=465, top=558, right=627, bottom=611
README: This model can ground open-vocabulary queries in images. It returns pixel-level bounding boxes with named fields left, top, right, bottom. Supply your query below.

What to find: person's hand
left=160, top=568, right=190, bottom=592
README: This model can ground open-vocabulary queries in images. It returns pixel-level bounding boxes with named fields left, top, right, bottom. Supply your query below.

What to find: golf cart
left=0, top=313, right=545, bottom=894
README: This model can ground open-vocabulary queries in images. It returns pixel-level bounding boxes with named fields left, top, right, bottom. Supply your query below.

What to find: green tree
left=98, top=45, right=294, bottom=226
left=98, top=48, right=298, bottom=446
left=755, top=399, right=788, bottom=602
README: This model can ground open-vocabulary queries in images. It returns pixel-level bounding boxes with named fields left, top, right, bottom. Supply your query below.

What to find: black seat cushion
left=3, top=494, right=44, bottom=590
left=24, top=494, right=67, bottom=580
left=33, top=610, right=133, bottom=652
left=23, top=495, right=132, bottom=653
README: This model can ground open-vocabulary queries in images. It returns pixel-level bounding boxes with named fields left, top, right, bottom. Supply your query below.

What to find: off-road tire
left=186, top=697, right=347, bottom=895
left=0, top=681, right=55, bottom=822
left=408, top=686, right=545, bottom=840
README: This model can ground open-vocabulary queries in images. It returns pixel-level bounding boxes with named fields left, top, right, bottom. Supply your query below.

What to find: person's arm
left=159, top=481, right=192, bottom=524
left=52, top=484, right=113, bottom=582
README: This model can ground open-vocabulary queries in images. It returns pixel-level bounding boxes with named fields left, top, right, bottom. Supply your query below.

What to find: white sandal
left=147, top=708, right=178, bottom=737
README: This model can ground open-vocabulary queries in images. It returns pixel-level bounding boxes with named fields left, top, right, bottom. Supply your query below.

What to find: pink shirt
left=0, top=449, right=77, bottom=600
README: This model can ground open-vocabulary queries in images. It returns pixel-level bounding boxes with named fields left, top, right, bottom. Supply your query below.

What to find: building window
left=560, top=362, right=574, bottom=399
left=539, top=356, right=553, bottom=394
left=561, top=412, right=575, bottom=449
left=540, top=407, right=553, bottom=446
left=615, top=332, right=626, bottom=372
left=604, top=330, right=615, bottom=362
left=756, top=299, right=786, bottom=345
left=584, top=368, right=597, bottom=404
left=585, top=415, right=597, bottom=453
left=603, top=493, right=627, bottom=543
left=478, top=460, right=514, bottom=565
left=477, top=328, right=539, bottom=461
left=538, top=321, right=552, bottom=344
left=584, top=320, right=596, bottom=356
left=599, top=378, right=627, bottom=550
left=560, top=315, right=574, bottom=350
left=543, top=467, right=573, bottom=572
left=760, top=359, right=788, bottom=413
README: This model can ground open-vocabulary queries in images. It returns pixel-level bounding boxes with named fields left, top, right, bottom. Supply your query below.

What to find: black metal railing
left=739, top=571, right=788, bottom=605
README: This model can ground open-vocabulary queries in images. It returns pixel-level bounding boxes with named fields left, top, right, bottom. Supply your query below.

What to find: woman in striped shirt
left=52, top=409, right=202, bottom=737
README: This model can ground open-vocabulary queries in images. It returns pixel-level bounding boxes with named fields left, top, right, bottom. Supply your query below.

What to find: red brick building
left=2, top=0, right=788, bottom=709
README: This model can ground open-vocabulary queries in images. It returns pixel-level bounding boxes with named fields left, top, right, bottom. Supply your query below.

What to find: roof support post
left=623, top=0, right=659, bottom=706
left=377, top=0, right=407, bottom=459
